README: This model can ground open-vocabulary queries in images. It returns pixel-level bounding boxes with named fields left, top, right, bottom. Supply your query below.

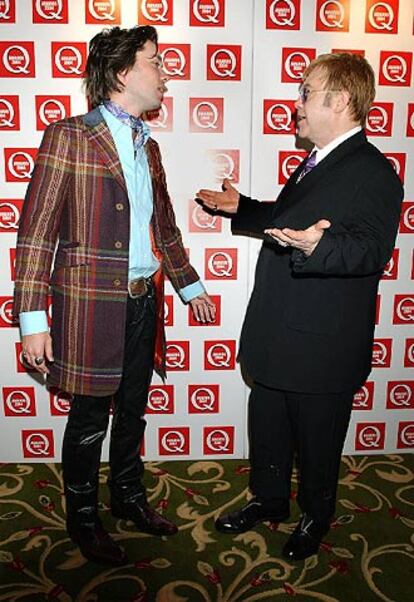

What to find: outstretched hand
left=196, top=178, right=240, bottom=214
left=264, top=219, right=331, bottom=256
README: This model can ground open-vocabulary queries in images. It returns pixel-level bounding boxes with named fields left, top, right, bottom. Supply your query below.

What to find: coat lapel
left=296, top=130, right=366, bottom=190
left=272, top=130, right=367, bottom=219
left=82, top=107, right=127, bottom=193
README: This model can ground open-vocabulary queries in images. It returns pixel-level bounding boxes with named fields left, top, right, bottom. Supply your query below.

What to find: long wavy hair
left=84, top=25, right=158, bottom=108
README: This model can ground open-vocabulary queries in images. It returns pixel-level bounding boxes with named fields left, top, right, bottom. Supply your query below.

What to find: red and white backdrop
left=0, top=0, right=413, bottom=462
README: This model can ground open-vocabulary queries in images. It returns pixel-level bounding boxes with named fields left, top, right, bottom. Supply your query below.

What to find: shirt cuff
left=19, top=311, right=49, bottom=336
left=179, top=280, right=205, bottom=303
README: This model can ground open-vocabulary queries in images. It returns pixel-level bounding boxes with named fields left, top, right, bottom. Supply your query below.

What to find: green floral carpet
left=0, top=455, right=413, bottom=601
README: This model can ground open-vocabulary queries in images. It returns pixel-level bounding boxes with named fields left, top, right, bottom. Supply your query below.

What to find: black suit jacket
left=233, top=131, right=403, bottom=394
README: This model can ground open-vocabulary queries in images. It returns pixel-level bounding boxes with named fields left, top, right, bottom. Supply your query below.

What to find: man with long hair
left=197, top=53, right=402, bottom=561
left=14, top=25, right=215, bottom=566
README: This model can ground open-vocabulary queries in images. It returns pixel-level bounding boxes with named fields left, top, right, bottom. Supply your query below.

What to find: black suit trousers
left=248, top=382, right=354, bottom=523
left=62, top=290, right=156, bottom=513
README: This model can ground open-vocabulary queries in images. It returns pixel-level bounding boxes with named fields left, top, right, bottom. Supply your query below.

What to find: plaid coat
left=14, top=107, right=199, bottom=396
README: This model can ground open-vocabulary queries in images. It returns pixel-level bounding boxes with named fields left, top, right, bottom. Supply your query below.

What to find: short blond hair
left=303, top=53, right=376, bottom=125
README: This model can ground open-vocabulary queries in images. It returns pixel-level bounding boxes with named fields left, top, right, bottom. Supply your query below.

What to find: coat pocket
left=285, top=276, right=340, bottom=335
left=54, top=242, right=89, bottom=268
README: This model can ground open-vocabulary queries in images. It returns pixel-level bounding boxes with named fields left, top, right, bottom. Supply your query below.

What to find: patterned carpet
left=0, top=455, right=413, bottom=602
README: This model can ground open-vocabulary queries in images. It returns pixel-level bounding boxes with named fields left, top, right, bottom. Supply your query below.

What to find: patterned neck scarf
left=103, top=100, right=150, bottom=151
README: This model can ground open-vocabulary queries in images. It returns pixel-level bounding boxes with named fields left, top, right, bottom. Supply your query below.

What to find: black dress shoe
left=69, top=519, right=128, bottom=566
left=282, top=514, right=330, bottom=561
left=215, top=497, right=290, bottom=534
left=112, top=499, right=178, bottom=536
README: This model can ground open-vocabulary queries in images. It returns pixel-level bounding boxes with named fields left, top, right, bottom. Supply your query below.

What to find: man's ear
left=117, top=70, right=128, bottom=86
left=333, top=90, right=351, bottom=114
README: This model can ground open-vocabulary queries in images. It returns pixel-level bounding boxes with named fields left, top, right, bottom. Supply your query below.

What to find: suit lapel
left=297, top=130, right=366, bottom=189
left=273, top=130, right=367, bottom=218
left=82, top=108, right=127, bottom=193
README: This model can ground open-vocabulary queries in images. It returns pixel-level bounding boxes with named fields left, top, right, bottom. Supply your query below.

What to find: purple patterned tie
left=297, top=150, right=317, bottom=183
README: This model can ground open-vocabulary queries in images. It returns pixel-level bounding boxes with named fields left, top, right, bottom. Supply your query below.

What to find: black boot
left=62, top=395, right=126, bottom=565
left=108, top=364, right=177, bottom=536
left=65, top=483, right=127, bottom=566
left=110, top=486, right=178, bottom=536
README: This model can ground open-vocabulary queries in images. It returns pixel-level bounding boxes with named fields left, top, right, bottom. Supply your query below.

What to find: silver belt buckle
left=128, top=278, right=148, bottom=298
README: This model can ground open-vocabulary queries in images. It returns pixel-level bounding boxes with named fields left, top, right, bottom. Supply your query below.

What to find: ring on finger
left=34, top=356, right=45, bottom=366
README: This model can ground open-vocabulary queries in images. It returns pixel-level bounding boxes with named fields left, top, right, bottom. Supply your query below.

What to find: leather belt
left=128, top=276, right=153, bottom=298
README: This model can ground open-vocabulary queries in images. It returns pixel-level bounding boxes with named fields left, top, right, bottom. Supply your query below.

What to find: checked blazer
left=14, top=107, right=199, bottom=396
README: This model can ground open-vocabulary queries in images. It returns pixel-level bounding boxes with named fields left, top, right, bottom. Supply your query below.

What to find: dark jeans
left=62, top=291, right=156, bottom=527
left=248, top=382, right=354, bottom=524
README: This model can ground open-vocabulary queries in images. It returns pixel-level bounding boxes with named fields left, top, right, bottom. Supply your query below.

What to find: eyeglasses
left=298, top=85, right=339, bottom=103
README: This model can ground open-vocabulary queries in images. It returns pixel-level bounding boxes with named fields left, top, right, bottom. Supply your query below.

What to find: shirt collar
left=313, top=126, right=362, bottom=164
left=101, top=100, right=150, bottom=148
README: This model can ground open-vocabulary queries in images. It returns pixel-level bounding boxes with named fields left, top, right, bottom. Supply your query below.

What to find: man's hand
left=22, top=332, right=54, bottom=374
left=264, top=219, right=331, bottom=257
left=189, top=293, right=216, bottom=323
left=196, top=178, right=240, bottom=214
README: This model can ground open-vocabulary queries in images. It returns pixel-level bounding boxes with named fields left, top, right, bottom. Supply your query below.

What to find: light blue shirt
left=103, top=105, right=160, bottom=280
left=19, top=106, right=204, bottom=336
